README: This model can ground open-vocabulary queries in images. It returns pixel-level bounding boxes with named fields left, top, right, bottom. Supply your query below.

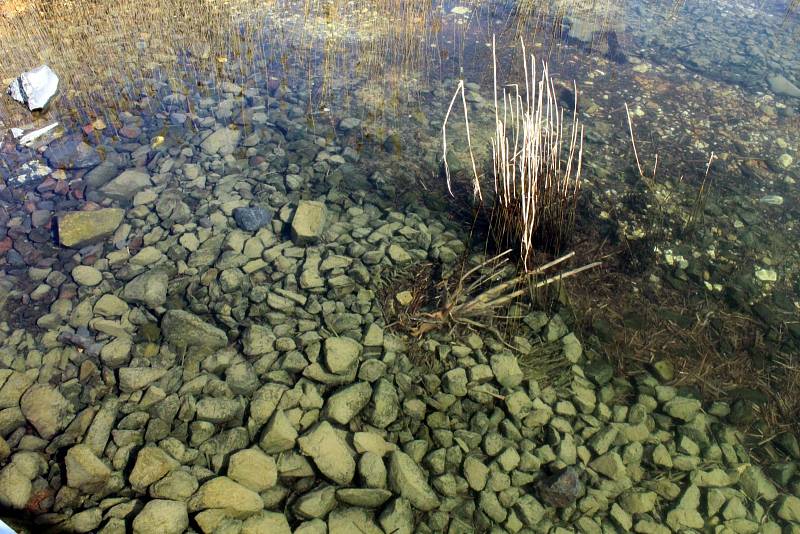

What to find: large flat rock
left=57, top=208, right=125, bottom=248
left=100, top=169, right=152, bottom=202
left=161, top=310, right=228, bottom=350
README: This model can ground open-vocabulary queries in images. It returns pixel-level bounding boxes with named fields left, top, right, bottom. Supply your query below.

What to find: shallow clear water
left=0, top=0, right=799, bottom=531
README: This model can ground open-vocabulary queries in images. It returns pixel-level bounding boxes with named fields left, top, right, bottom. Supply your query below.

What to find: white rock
left=7, top=65, right=60, bottom=111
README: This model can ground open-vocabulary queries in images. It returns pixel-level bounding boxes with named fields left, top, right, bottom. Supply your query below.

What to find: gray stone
left=336, top=488, right=392, bottom=508
left=664, top=397, right=701, bottom=422
left=294, top=485, right=337, bottom=519
left=777, top=495, right=800, bottom=523
left=328, top=507, right=382, bottom=534
left=369, top=379, right=399, bottom=428
left=123, top=270, right=168, bottom=308
left=379, top=497, right=414, bottom=534
left=463, top=456, right=489, bottom=491
left=84, top=160, right=119, bottom=188
left=739, top=465, right=778, bottom=501
left=242, top=325, right=275, bottom=356
left=150, top=470, right=199, bottom=501
left=228, top=448, right=277, bottom=492
left=100, top=338, right=132, bottom=368
left=119, top=367, right=167, bottom=393
left=293, top=519, right=326, bottom=534
left=65, top=444, right=111, bottom=492
left=259, top=410, right=297, bottom=453
left=0, top=463, right=31, bottom=509
left=326, top=382, right=371, bottom=425
left=359, top=451, right=387, bottom=489
left=69, top=507, right=103, bottom=533
left=162, top=310, right=228, bottom=349
left=201, top=126, right=241, bottom=154
left=443, top=368, right=468, bottom=397
left=388, top=451, right=439, bottom=511
left=480, top=490, right=506, bottom=522
left=242, top=512, right=292, bottom=534
left=325, top=337, right=361, bottom=374
left=196, top=397, right=241, bottom=423
left=133, top=499, right=189, bottom=534
left=44, top=135, right=100, bottom=169
left=101, top=169, right=152, bottom=201
left=72, top=265, right=102, bottom=287
left=516, top=494, right=546, bottom=526
left=768, top=73, right=800, bottom=98
left=297, top=421, right=355, bottom=485
left=129, top=446, right=180, bottom=493
left=0, top=372, right=34, bottom=409
left=291, top=201, right=327, bottom=245
left=57, top=208, right=124, bottom=248
left=187, top=476, right=264, bottom=518
left=94, top=294, right=128, bottom=317
left=20, top=384, right=74, bottom=439
left=491, top=353, right=524, bottom=388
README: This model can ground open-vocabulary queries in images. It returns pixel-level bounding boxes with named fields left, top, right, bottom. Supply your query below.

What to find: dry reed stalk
left=410, top=249, right=600, bottom=336
left=442, top=35, right=584, bottom=268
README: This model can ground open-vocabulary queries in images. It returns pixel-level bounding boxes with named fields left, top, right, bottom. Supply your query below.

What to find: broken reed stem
left=625, top=102, right=645, bottom=178
left=409, top=249, right=601, bottom=337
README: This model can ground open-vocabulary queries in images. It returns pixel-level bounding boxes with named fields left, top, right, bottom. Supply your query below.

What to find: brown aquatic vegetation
left=0, top=0, right=446, bottom=128
left=564, top=231, right=800, bottom=438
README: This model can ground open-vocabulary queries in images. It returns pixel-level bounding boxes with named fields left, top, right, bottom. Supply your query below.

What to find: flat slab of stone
left=44, top=136, right=100, bottom=169
left=65, top=444, right=111, bottom=493
left=291, top=201, right=327, bottom=245
left=187, top=476, right=264, bottom=518
left=161, top=310, right=228, bottom=350
left=768, top=73, right=800, bottom=98
left=57, top=208, right=124, bottom=248
left=388, top=451, right=440, bottom=511
left=201, top=126, right=241, bottom=154
left=123, top=270, right=168, bottom=308
left=297, top=421, right=355, bottom=485
left=101, top=169, right=152, bottom=202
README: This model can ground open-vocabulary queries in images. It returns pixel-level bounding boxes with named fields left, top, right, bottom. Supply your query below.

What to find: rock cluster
left=0, top=78, right=798, bottom=534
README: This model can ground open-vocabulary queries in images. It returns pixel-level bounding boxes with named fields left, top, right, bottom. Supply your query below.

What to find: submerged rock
left=65, top=444, right=111, bottom=493
left=7, top=65, right=59, bottom=111
left=20, top=384, right=74, bottom=439
left=291, top=200, right=327, bottom=245
left=200, top=125, right=241, bottom=154
left=233, top=206, right=272, bottom=232
left=43, top=135, right=100, bottom=169
left=161, top=310, right=228, bottom=349
left=768, top=74, right=800, bottom=98
left=101, top=169, right=152, bottom=202
left=537, top=467, right=584, bottom=508
left=57, top=208, right=125, bottom=248
left=132, top=499, right=188, bottom=534
left=123, top=270, right=168, bottom=308
left=187, top=476, right=264, bottom=517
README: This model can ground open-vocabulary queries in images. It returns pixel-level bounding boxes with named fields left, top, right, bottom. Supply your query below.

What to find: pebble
left=71, top=265, right=102, bottom=287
